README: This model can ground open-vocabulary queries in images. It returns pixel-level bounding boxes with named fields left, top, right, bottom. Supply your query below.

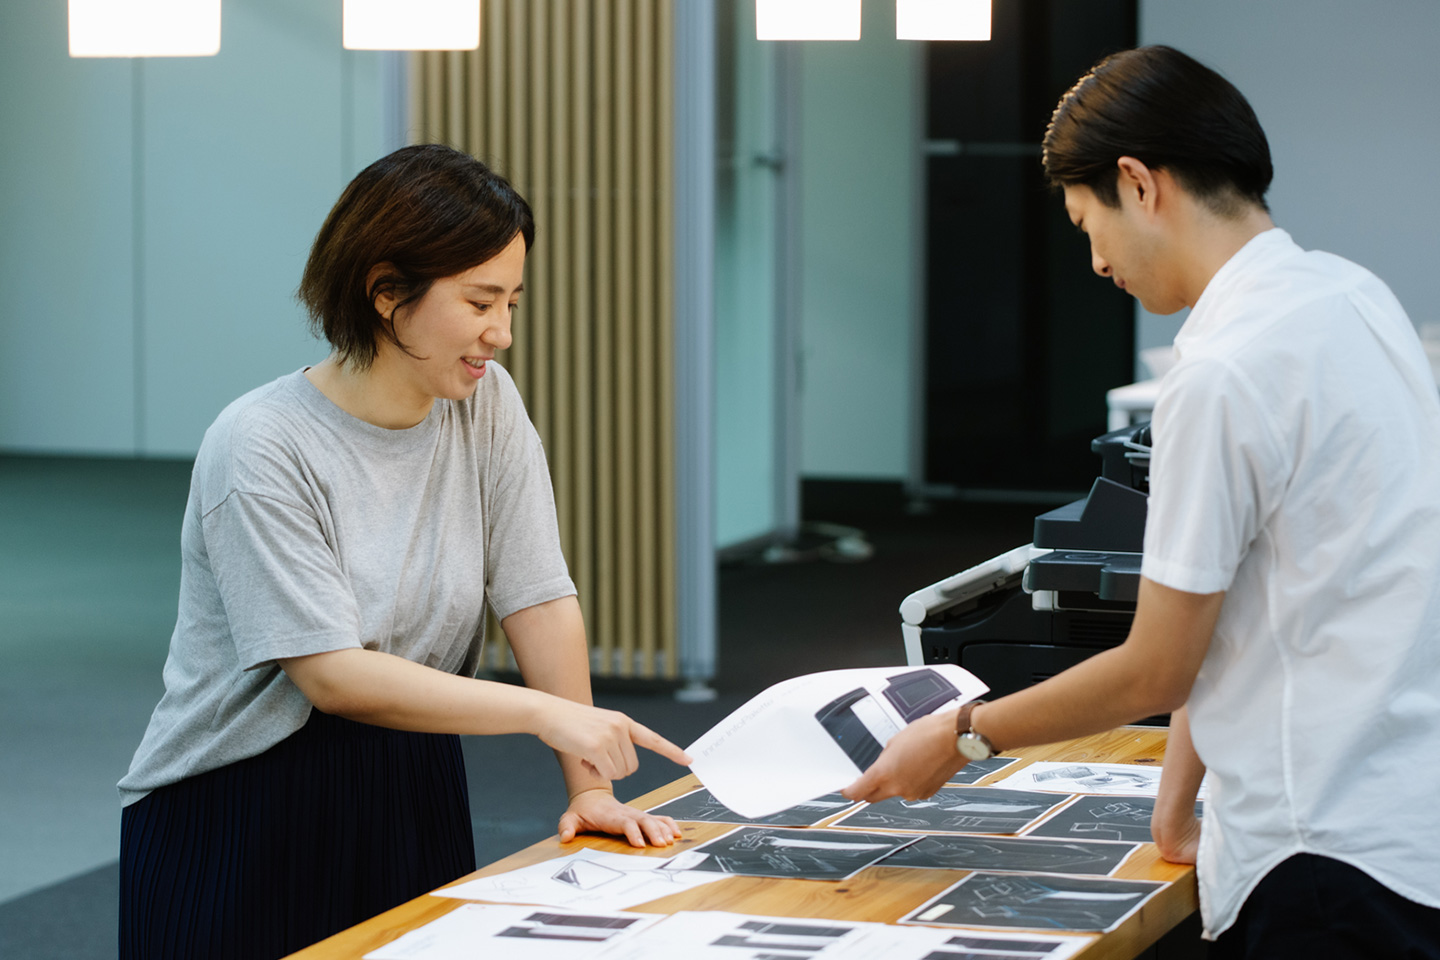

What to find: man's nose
left=1092, top=249, right=1112, bottom=278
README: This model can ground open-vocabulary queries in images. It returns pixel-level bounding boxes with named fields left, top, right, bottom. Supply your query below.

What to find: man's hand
left=841, top=708, right=965, bottom=803
left=1151, top=803, right=1201, bottom=864
left=1152, top=704, right=1205, bottom=864
left=558, top=787, right=684, bottom=848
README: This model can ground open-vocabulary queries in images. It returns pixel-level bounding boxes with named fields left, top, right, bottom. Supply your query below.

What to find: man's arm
left=1152, top=704, right=1204, bottom=863
left=844, top=577, right=1223, bottom=802
left=503, top=595, right=686, bottom=848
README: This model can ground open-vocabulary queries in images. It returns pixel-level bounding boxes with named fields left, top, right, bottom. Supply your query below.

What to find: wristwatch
left=955, top=700, right=999, bottom=761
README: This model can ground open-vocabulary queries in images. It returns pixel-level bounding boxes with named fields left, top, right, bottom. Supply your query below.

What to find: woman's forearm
left=503, top=596, right=612, bottom=798
left=279, top=645, right=560, bottom=735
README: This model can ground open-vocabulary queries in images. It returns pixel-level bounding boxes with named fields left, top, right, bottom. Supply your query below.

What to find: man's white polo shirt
left=1143, top=228, right=1440, bottom=938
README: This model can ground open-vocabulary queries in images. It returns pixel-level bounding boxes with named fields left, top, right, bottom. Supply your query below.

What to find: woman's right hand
left=534, top=699, right=692, bottom=781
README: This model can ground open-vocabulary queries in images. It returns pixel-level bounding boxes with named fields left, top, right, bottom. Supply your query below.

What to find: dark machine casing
left=901, top=426, right=1161, bottom=719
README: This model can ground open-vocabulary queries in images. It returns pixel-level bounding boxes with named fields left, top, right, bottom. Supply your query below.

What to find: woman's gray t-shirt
left=118, top=363, right=575, bottom=805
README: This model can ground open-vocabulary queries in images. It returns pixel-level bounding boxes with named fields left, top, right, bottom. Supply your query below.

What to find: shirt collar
left=1173, top=227, right=1301, bottom=357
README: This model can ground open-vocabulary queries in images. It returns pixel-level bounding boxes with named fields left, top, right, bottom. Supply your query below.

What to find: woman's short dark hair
left=1042, top=45, right=1272, bottom=215
left=298, top=143, right=535, bottom=369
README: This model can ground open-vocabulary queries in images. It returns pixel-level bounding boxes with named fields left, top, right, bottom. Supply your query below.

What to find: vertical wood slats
left=413, top=1, right=678, bottom=680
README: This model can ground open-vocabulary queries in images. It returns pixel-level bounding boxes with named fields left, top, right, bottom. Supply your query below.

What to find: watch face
left=956, top=733, right=992, bottom=762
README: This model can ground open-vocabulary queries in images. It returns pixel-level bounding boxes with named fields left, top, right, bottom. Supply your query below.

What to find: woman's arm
left=1152, top=704, right=1204, bottom=863
left=277, top=626, right=690, bottom=786
left=503, top=596, right=687, bottom=848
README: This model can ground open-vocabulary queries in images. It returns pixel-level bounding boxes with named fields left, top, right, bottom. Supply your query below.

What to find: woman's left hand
left=558, top=787, right=684, bottom=848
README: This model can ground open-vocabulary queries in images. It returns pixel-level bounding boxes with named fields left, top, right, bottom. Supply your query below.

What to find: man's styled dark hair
left=1042, top=45, right=1273, bottom=216
left=298, top=143, right=535, bottom=369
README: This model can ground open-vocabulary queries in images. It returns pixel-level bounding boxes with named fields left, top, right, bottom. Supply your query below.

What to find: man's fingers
left=557, top=811, right=580, bottom=843
left=631, top=722, right=694, bottom=766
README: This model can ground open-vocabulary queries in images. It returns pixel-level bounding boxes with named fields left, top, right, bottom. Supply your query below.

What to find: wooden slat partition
left=412, top=1, right=679, bottom=680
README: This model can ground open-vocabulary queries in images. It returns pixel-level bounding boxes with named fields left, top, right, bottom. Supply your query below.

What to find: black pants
left=119, top=710, right=476, bottom=960
left=1213, top=854, right=1440, bottom=960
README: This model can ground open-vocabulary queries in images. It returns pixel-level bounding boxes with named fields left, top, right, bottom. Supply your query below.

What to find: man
left=844, top=46, right=1440, bottom=957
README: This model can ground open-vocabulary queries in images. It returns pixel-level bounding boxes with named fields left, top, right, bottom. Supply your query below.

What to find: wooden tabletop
left=287, top=726, right=1194, bottom=960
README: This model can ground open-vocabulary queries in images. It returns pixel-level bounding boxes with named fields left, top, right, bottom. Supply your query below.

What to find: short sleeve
left=478, top=370, right=577, bottom=621
left=202, top=490, right=363, bottom=670
left=1141, top=358, right=1288, bottom=595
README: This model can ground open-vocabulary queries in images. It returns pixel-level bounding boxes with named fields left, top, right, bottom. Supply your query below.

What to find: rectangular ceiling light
left=343, top=0, right=481, bottom=51
left=69, top=0, right=222, bottom=57
left=896, top=0, right=991, bottom=41
left=756, top=0, right=862, bottom=41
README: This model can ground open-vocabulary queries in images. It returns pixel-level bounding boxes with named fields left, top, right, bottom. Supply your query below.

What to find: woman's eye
left=472, top=301, right=492, bottom=313
left=508, top=302, right=520, bottom=315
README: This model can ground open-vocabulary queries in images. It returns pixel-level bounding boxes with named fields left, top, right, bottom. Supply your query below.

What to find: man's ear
left=366, top=262, right=398, bottom=321
left=1115, top=156, right=1161, bottom=214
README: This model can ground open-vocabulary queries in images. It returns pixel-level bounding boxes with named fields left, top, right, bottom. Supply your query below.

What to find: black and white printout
left=878, top=834, right=1139, bottom=876
left=1024, top=796, right=1205, bottom=844
left=434, top=848, right=729, bottom=911
left=362, top=904, right=662, bottom=960
left=905, top=872, right=1166, bottom=933
left=609, top=911, right=1091, bottom=960
left=947, top=755, right=1021, bottom=785
left=646, top=788, right=860, bottom=827
left=835, top=786, right=1068, bottom=834
left=662, top=826, right=922, bottom=881
left=993, top=762, right=1166, bottom=796
left=686, top=665, right=987, bottom=818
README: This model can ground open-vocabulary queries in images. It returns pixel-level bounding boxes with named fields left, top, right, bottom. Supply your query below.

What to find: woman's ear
left=366, top=262, right=398, bottom=321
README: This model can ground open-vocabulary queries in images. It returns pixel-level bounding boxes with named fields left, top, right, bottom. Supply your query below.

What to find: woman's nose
left=484, top=315, right=512, bottom=350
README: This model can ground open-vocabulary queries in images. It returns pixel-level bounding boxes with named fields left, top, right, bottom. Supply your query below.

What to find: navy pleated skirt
left=119, top=710, right=476, bottom=960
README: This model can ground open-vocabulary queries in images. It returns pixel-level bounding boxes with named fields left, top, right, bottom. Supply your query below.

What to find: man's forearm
left=845, top=578, right=1223, bottom=803
left=973, top=578, right=1223, bottom=753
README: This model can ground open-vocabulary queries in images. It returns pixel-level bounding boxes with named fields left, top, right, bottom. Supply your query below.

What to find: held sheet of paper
left=686, top=665, right=987, bottom=818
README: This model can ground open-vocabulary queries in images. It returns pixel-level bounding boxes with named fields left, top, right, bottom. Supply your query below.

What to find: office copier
left=900, top=424, right=1156, bottom=708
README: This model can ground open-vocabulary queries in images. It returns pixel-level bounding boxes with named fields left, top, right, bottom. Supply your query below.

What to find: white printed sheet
left=686, top=665, right=987, bottom=818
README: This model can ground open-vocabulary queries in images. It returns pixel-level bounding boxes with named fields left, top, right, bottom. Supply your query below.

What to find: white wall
left=1135, top=0, right=1440, bottom=370
left=714, top=3, right=786, bottom=549
left=0, top=0, right=394, bottom=457
left=796, top=0, right=922, bottom=480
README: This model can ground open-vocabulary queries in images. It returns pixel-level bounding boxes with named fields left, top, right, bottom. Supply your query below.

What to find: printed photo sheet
left=362, top=906, right=1092, bottom=960
left=434, top=848, right=731, bottom=912
left=605, top=911, right=1090, bottom=960
left=991, top=762, right=1168, bottom=796
left=877, top=834, right=1140, bottom=877
left=1023, top=796, right=1205, bottom=845
left=686, top=664, right=988, bottom=818
left=661, top=826, right=922, bottom=881
left=646, top=788, right=861, bottom=827
left=362, top=904, right=662, bottom=960
left=947, top=755, right=1021, bottom=785
left=604, top=911, right=880, bottom=959
left=904, top=872, right=1167, bottom=933
left=880, top=926, right=1090, bottom=960
left=834, top=786, right=1069, bottom=835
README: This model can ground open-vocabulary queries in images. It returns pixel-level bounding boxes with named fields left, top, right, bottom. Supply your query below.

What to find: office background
left=2, top=0, right=1438, bottom=956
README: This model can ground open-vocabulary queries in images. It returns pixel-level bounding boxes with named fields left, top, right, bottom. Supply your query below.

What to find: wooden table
left=288, top=726, right=1195, bottom=960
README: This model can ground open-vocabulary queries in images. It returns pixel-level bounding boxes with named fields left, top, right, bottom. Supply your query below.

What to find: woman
left=118, top=144, right=689, bottom=960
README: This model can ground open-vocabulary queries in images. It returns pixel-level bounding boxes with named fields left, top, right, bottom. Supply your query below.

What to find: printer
left=900, top=424, right=1158, bottom=712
